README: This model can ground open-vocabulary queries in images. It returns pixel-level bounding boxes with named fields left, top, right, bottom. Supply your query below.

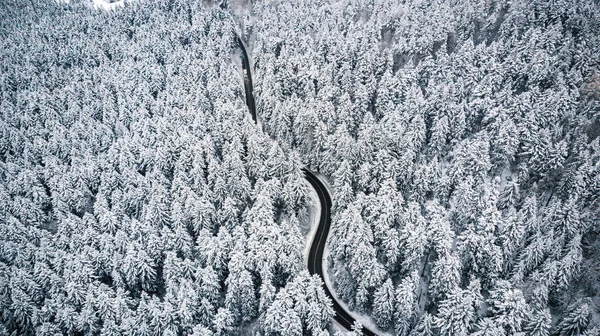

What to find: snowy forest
left=245, top=0, right=600, bottom=335
left=0, top=1, right=332, bottom=335
left=1, top=0, right=600, bottom=335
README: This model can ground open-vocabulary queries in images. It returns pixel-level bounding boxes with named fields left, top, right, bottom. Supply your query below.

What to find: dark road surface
left=237, top=36, right=377, bottom=336
left=237, top=36, right=257, bottom=123
left=304, top=169, right=377, bottom=336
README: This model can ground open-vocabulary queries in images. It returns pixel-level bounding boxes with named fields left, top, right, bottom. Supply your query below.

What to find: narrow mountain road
left=237, top=36, right=377, bottom=336
left=238, top=36, right=256, bottom=123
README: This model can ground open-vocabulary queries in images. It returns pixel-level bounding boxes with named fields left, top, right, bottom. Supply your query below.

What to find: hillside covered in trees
left=0, top=1, right=333, bottom=335
left=244, top=0, right=600, bottom=335
left=1, top=0, right=600, bottom=336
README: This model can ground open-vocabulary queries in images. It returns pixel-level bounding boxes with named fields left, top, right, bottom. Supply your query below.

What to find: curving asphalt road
left=237, top=36, right=257, bottom=123
left=236, top=36, right=377, bottom=336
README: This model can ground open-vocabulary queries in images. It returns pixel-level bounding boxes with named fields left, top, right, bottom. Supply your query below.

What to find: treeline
left=0, top=1, right=333, bottom=335
left=247, top=0, right=600, bottom=335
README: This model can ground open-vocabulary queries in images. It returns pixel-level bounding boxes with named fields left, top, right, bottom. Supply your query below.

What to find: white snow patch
left=93, top=0, right=124, bottom=11
left=256, top=114, right=265, bottom=133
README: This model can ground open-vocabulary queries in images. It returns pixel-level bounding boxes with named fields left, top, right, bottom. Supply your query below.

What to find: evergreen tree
left=408, top=313, right=435, bottom=336
left=433, top=278, right=482, bottom=336
left=213, top=308, right=234, bottom=336
left=525, top=308, right=551, bottom=336
left=395, top=271, right=420, bottom=336
left=553, top=299, right=592, bottom=336
left=486, top=280, right=530, bottom=334
left=429, top=254, right=461, bottom=300
left=224, top=249, right=257, bottom=322
left=372, top=278, right=395, bottom=330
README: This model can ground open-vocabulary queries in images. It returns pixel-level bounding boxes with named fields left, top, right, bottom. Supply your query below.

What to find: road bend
left=237, top=36, right=377, bottom=336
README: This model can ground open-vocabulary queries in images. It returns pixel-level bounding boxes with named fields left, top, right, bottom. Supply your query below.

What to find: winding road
left=238, top=36, right=256, bottom=123
left=237, top=36, right=377, bottom=336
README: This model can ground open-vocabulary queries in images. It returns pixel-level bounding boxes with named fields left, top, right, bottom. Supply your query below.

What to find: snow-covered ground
left=93, top=0, right=124, bottom=11
left=303, top=183, right=321, bottom=265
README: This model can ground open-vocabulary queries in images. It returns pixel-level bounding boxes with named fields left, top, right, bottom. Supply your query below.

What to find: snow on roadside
left=302, top=181, right=321, bottom=264
left=312, top=171, right=334, bottom=200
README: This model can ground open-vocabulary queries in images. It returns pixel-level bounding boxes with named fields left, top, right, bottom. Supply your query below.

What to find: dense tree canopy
left=246, top=0, right=600, bottom=334
left=1, top=0, right=599, bottom=335
left=0, top=1, right=330, bottom=335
